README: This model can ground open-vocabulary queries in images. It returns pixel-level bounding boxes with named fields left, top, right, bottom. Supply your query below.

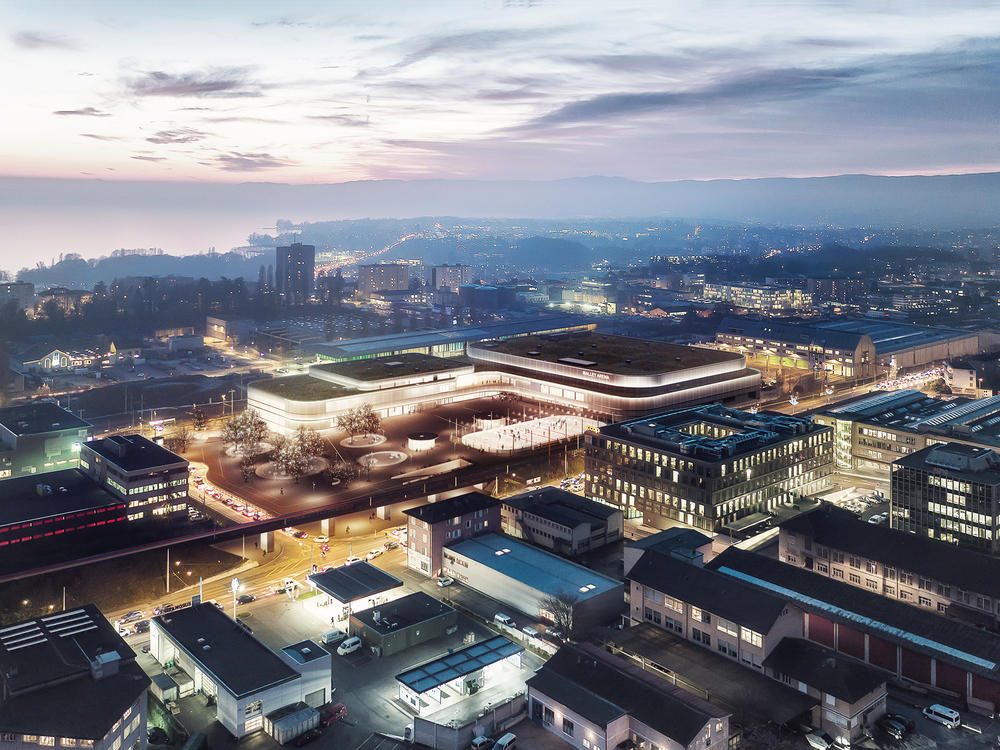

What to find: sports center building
left=247, top=331, right=761, bottom=435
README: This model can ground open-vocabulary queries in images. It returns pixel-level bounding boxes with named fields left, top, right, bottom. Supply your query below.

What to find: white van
left=494, top=733, right=516, bottom=750
left=494, top=613, right=514, bottom=627
left=521, top=625, right=539, bottom=638
left=337, top=636, right=363, bottom=656
left=922, top=704, right=960, bottom=728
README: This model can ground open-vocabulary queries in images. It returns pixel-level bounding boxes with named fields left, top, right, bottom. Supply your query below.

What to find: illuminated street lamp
left=231, top=577, right=241, bottom=618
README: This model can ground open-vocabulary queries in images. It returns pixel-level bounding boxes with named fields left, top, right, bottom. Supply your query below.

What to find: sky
left=2, top=0, right=1000, bottom=184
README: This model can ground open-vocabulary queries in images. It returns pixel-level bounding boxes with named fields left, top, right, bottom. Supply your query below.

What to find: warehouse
left=350, top=591, right=457, bottom=656
left=441, top=533, right=624, bottom=631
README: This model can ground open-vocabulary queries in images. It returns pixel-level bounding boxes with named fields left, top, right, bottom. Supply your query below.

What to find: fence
left=413, top=693, right=526, bottom=750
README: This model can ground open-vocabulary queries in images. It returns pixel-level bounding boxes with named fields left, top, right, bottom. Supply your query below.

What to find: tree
left=239, top=456, right=255, bottom=483
left=222, top=408, right=268, bottom=457
left=168, top=424, right=191, bottom=453
left=925, top=377, right=952, bottom=395
left=357, top=403, right=382, bottom=438
left=192, top=407, right=207, bottom=431
left=538, top=592, right=578, bottom=637
left=325, top=460, right=358, bottom=485
left=271, top=432, right=310, bottom=481
left=295, top=425, right=326, bottom=460
left=336, top=409, right=363, bottom=444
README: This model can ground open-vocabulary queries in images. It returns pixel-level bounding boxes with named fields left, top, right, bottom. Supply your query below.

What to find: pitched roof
left=527, top=643, right=728, bottom=746
left=780, top=503, right=1000, bottom=598
left=763, top=638, right=887, bottom=704
left=628, top=550, right=788, bottom=633
left=403, top=491, right=499, bottom=524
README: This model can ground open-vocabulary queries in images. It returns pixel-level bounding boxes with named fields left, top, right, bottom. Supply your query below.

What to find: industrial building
left=150, top=602, right=331, bottom=740
left=0, top=402, right=90, bottom=480
left=441, top=533, right=624, bottom=631
left=891, top=442, right=1000, bottom=554
left=248, top=330, right=760, bottom=434
left=0, top=604, right=150, bottom=749
left=585, top=404, right=833, bottom=532
left=527, top=642, right=731, bottom=750
left=500, top=486, right=623, bottom=556
left=350, top=592, right=457, bottom=656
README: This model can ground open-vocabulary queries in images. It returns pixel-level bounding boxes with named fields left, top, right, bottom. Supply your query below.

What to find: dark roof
left=627, top=527, right=713, bottom=555
left=397, top=636, right=523, bottom=694
left=281, top=640, right=328, bottom=665
left=763, top=638, right=887, bottom=704
left=709, top=548, right=1000, bottom=679
left=628, top=550, right=788, bottom=633
left=0, top=604, right=149, bottom=738
left=0, top=402, right=90, bottom=435
left=527, top=643, right=727, bottom=745
left=308, top=561, right=403, bottom=602
left=504, top=486, right=619, bottom=521
left=352, top=591, right=454, bottom=635
left=780, top=504, right=1000, bottom=599
left=152, top=603, right=299, bottom=699
left=892, top=442, right=1000, bottom=485
left=0, top=469, right=122, bottom=526
left=82, top=434, right=185, bottom=472
left=403, top=491, right=499, bottom=525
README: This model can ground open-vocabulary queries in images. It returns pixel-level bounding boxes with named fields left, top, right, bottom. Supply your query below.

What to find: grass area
left=249, top=374, right=351, bottom=401
left=481, top=331, right=740, bottom=374
left=0, top=541, right=243, bottom=625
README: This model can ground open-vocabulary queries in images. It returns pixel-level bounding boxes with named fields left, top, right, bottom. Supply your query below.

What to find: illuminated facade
left=275, top=242, right=315, bottom=305
left=703, top=283, right=812, bottom=313
left=0, top=403, right=90, bottom=480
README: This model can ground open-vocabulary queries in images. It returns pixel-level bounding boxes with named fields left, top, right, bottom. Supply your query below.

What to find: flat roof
left=310, top=353, right=470, bottom=382
left=308, top=561, right=403, bottom=603
left=446, top=533, right=622, bottom=600
left=352, top=591, right=454, bottom=635
left=82, top=434, right=185, bottom=472
left=404, top=491, right=499, bottom=525
left=0, top=402, right=90, bottom=435
left=0, top=469, right=121, bottom=526
left=152, top=603, right=299, bottom=699
left=504, top=486, right=619, bottom=521
left=893, top=442, right=1000, bottom=484
left=396, top=635, right=522, bottom=694
left=249, top=374, right=352, bottom=401
left=478, top=331, right=740, bottom=376
left=281, top=640, right=328, bottom=665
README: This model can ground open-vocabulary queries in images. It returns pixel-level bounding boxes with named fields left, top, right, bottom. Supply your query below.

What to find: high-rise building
left=0, top=282, right=34, bottom=311
left=431, top=264, right=473, bottom=293
left=275, top=243, right=315, bottom=305
left=357, top=264, right=409, bottom=297
left=891, top=442, right=1000, bottom=553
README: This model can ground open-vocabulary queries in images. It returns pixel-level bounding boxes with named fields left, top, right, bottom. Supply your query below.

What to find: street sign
left=526, top=477, right=542, bottom=485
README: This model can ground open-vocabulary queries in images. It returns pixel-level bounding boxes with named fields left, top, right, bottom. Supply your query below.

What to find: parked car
left=118, top=610, right=143, bottom=624
left=437, top=576, right=454, bottom=587
left=237, top=593, right=256, bottom=604
left=876, top=717, right=907, bottom=741
left=293, top=531, right=308, bottom=539
left=148, top=727, right=169, bottom=745
left=384, top=541, right=399, bottom=550
left=344, top=556, right=362, bottom=566
left=884, top=713, right=914, bottom=733
left=318, top=702, right=347, bottom=726
left=493, top=733, right=516, bottom=750
left=470, top=737, right=493, bottom=750
left=314, top=535, right=330, bottom=544
left=521, top=625, right=540, bottom=638
left=922, top=704, right=961, bottom=728
left=366, top=549, right=383, bottom=560
left=153, top=603, right=174, bottom=616
left=545, top=629, right=565, bottom=643
left=337, top=636, right=363, bottom=656
left=292, top=728, right=323, bottom=747
left=322, top=629, right=347, bottom=645
left=133, top=620, right=150, bottom=634
left=494, top=613, right=514, bottom=627
left=804, top=731, right=833, bottom=750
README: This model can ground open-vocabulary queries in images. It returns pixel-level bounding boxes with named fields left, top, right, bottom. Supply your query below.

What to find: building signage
left=581, top=370, right=612, bottom=382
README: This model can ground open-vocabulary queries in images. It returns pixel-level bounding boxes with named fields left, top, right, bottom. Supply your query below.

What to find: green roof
left=250, top=374, right=351, bottom=401
left=478, top=332, right=740, bottom=375
left=310, top=353, right=470, bottom=383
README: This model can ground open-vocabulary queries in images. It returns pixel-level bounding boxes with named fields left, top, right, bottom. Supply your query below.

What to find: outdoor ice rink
left=461, top=414, right=602, bottom=453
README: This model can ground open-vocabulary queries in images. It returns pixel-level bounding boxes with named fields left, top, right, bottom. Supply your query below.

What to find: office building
left=0, top=604, right=150, bottom=749
left=779, top=503, right=1000, bottom=627
left=150, top=602, right=331, bottom=739
left=527, top=643, right=731, bottom=750
left=891, top=442, right=1000, bottom=553
left=585, top=405, right=833, bottom=532
left=275, top=243, right=315, bottom=305
left=404, top=492, right=501, bottom=578
left=500, top=486, right=623, bottom=555
left=703, top=283, right=812, bottom=313
left=0, top=403, right=90, bottom=480
left=79, top=434, right=188, bottom=520
left=441, top=533, right=624, bottom=631
left=357, top=264, right=409, bottom=297
left=431, top=264, right=473, bottom=293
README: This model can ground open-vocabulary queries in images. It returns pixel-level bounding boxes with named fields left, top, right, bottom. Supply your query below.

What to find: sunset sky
left=3, top=0, right=999, bottom=184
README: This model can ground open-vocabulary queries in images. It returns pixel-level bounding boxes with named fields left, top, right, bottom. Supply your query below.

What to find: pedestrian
left=280, top=487, right=284, bottom=495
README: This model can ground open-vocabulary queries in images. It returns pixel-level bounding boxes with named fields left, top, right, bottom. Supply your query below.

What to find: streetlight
left=231, top=577, right=241, bottom=618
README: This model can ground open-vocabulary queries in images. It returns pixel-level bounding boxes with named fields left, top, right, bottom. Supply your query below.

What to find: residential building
left=807, top=277, right=868, bottom=304
left=441, top=533, right=624, bottom=631
left=623, top=527, right=714, bottom=576
left=150, top=602, right=331, bottom=739
left=0, top=282, right=34, bottom=311
left=0, top=402, right=90, bottom=480
left=430, top=264, right=473, bottom=293
left=275, top=243, right=315, bottom=305
left=891, top=442, right=1000, bottom=553
left=79, top=434, right=188, bottom=520
left=500, top=486, right=623, bottom=555
left=0, top=604, right=150, bottom=749
left=357, top=264, right=409, bottom=296
left=527, top=643, right=731, bottom=750
left=703, top=283, right=813, bottom=313
left=778, top=503, right=1000, bottom=627
left=585, top=404, right=833, bottom=531
left=37, top=287, right=92, bottom=314
left=946, top=357, right=1000, bottom=397
left=404, top=492, right=501, bottom=577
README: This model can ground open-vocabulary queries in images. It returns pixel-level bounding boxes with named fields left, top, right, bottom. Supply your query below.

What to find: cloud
left=307, top=114, right=370, bottom=127
left=202, top=116, right=287, bottom=125
left=519, top=66, right=862, bottom=129
left=12, top=31, right=76, bottom=49
left=146, top=128, right=208, bottom=144
left=80, top=133, right=120, bottom=141
left=213, top=152, right=294, bottom=171
left=475, top=87, right=548, bottom=102
left=125, top=68, right=264, bottom=98
left=131, top=155, right=166, bottom=162
left=53, top=106, right=111, bottom=117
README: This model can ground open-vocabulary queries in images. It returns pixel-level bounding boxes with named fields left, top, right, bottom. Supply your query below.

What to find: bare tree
left=357, top=403, right=381, bottom=438
left=295, top=425, right=326, bottom=460
left=170, top=424, right=191, bottom=453
left=538, top=591, right=578, bottom=636
left=222, top=408, right=268, bottom=457
left=336, top=408, right=362, bottom=444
